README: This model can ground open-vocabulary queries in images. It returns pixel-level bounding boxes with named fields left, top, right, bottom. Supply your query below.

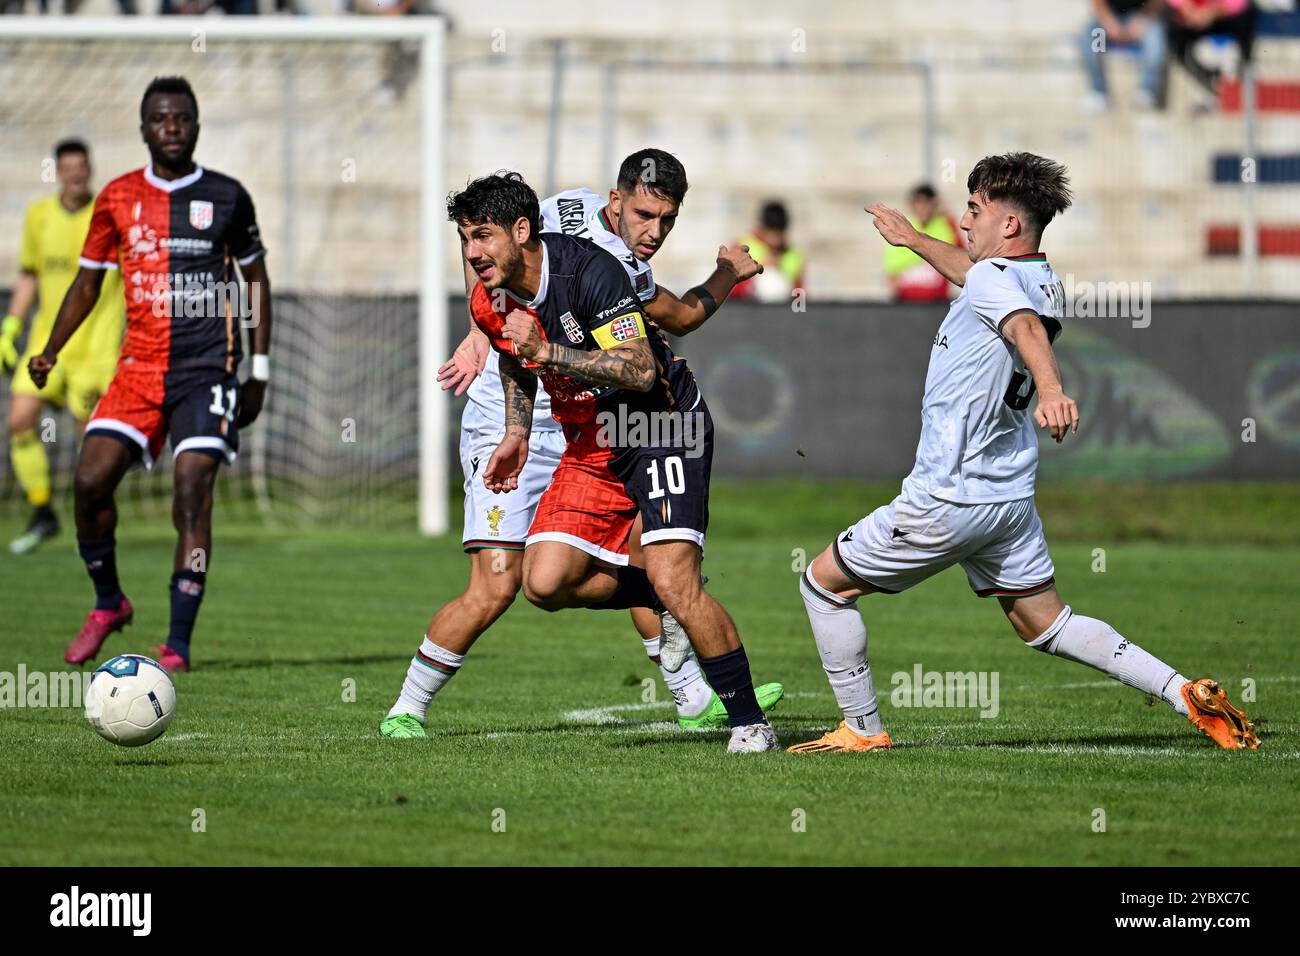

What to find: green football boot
left=677, top=681, right=785, bottom=730
left=379, top=713, right=428, bottom=738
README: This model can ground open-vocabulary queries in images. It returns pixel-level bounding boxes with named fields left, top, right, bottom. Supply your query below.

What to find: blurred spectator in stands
left=1166, top=0, right=1257, bottom=110
left=353, top=0, right=440, bottom=103
left=883, top=184, right=963, bottom=303
left=731, top=200, right=806, bottom=303
left=161, top=0, right=258, bottom=12
left=1081, top=0, right=1168, bottom=112
left=6, top=0, right=137, bottom=11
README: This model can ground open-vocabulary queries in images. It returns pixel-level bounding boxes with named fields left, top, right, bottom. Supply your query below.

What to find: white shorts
left=460, top=422, right=567, bottom=552
left=831, top=492, right=1055, bottom=597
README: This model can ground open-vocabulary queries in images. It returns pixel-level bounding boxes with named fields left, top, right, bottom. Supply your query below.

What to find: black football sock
left=78, top=537, right=123, bottom=611
left=588, top=566, right=665, bottom=613
left=165, top=570, right=206, bottom=659
left=698, top=645, right=765, bottom=727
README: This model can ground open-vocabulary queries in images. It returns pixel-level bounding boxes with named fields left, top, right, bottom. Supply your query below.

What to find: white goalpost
left=0, top=17, right=449, bottom=535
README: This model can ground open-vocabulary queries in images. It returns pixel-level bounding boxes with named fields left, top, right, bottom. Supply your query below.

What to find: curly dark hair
left=967, top=152, right=1072, bottom=235
left=446, top=170, right=541, bottom=239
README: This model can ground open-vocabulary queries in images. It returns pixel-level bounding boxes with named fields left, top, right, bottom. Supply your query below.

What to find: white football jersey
left=901, top=254, right=1065, bottom=505
left=465, top=188, right=660, bottom=434
left=539, top=188, right=658, bottom=302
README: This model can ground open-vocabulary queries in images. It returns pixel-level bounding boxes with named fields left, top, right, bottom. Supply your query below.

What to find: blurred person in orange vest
left=884, top=184, right=962, bottom=303
left=731, top=200, right=805, bottom=303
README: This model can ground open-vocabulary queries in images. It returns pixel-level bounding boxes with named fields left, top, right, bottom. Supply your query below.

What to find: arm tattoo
left=538, top=339, right=655, bottom=391
left=498, top=351, right=537, bottom=438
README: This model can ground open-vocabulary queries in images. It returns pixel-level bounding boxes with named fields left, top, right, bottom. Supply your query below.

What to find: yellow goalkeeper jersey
left=19, top=192, right=124, bottom=368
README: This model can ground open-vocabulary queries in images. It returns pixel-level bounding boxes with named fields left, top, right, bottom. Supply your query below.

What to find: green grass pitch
left=1, top=481, right=1296, bottom=866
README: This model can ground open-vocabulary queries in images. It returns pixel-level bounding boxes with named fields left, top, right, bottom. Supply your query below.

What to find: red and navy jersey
left=79, top=164, right=266, bottom=373
left=470, top=232, right=699, bottom=441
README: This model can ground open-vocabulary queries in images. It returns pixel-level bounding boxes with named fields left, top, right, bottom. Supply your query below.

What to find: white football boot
left=658, top=610, right=691, bottom=674
left=726, top=720, right=779, bottom=753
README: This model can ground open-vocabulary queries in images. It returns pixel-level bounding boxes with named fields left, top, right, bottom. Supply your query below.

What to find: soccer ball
left=84, top=654, right=177, bottom=747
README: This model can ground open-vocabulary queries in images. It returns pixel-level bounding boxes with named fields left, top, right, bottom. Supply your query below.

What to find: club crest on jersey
left=189, top=200, right=214, bottom=230
left=560, top=311, right=584, bottom=344
left=486, top=505, right=505, bottom=535
left=610, top=313, right=641, bottom=342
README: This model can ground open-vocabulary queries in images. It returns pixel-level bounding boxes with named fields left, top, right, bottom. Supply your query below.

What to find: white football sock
left=388, top=636, right=465, bottom=720
left=1028, top=606, right=1189, bottom=716
left=801, top=570, right=883, bottom=736
left=643, top=636, right=712, bottom=716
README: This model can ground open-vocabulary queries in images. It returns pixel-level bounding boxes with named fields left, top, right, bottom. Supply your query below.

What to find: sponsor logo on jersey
left=634, top=272, right=650, bottom=294
left=189, top=200, right=214, bottom=230
left=161, top=237, right=214, bottom=254
left=610, top=313, right=642, bottom=342
left=597, top=297, right=634, bottom=321
left=561, top=311, right=584, bottom=343
left=126, top=223, right=160, bottom=260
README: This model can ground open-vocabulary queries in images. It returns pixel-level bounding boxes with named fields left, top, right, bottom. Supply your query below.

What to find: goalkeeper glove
left=0, top=315, right=22, bottom=374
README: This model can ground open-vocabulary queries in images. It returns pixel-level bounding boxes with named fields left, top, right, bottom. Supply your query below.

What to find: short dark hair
left=54, top=138, right=89, bottom=161
left=140, top=76, right=199, bottom=122
left=911, top=183, right=937, bottom=201
left=447, top=170, right=541, bottom=240
left=966, top=152, right=1072, bottom=235
left=759, top=200, right=789, bottom=232
left=616, top=148, right=688, bottom=204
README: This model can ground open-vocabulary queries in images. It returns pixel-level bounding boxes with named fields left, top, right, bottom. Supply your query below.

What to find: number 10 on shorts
left=646, top=456, right=686, bottom=499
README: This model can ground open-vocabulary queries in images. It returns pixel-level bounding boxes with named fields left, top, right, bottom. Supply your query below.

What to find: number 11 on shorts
left=209, top=385, right=236, bottom=422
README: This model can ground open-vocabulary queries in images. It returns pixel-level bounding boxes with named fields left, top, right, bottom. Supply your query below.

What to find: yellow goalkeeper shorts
left=11, top=348, right=116, bottom=422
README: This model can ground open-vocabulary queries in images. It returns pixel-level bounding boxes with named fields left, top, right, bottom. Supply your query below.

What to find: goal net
left=0, top=18, right=448, bottom=533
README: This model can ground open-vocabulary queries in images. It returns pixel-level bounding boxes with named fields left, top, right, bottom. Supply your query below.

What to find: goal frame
left=0, top=16, right=450, bottom=535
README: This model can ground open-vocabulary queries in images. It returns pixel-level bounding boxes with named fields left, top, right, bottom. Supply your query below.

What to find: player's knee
left=521, top=569, right=568, bottom=612
left=73, top=463, right=110, bottom=507
left=473, top=566, right=521, bottom=615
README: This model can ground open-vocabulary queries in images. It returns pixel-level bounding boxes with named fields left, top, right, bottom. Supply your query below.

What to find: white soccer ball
left=84, top=654, right=177, bottom=747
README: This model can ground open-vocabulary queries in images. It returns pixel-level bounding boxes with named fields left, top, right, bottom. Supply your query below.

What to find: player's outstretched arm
left=27, top=266, right=105, bottom=388
left=439, top=258, right=492, bottom=395
left=1002, top=312, right=1079, bottom=443
left=866, top=203, right=972, bottom=287
left=646, top=243, right=762, bottom=336
left=235, top=256, right=273, bottom=429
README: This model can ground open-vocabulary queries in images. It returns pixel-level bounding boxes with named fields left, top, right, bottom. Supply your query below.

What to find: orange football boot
left=1181, top=678, right=1259, bottom=750
left=787, top=721, right=892, bottom=754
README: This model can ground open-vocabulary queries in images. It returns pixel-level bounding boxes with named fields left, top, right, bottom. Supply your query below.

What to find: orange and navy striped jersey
left=469, top=233, right=699, bottom=442
left=79, top=164, right=266, bottom=373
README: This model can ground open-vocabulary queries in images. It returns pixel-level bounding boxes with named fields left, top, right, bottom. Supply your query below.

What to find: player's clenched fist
left=1034, top=388, right=1080, bottom=444
left=483, top=433, right=529, bottom=493
left=27, top=352, right=55, bottom=389
left=717, top=243, right=763, bottom=282
left=501, top=309, right=544, bottom=361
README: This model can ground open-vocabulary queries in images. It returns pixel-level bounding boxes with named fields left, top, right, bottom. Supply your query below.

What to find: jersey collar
left=505, top=236, right=550, bottom=309
left=144, top=163, right=205, bottom=193
left=592, top=204, right=636, bottom=261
